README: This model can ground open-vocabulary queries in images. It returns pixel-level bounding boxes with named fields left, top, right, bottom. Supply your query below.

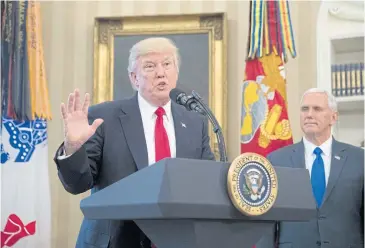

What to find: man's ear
left=129, top=72, right=138, bottom=88
left=331, top=111, right=338, bottom=125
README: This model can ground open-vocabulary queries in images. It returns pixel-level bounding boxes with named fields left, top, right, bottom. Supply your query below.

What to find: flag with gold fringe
left=1, top=0, right=51, bottom=120
left=241, top=0, right=296, bottom=159
left=1, top=1, right=52, bottom=247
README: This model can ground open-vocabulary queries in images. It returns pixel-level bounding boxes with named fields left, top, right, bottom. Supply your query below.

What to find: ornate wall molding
left=200, top=15, right=223, bottom=40
left=328, top=3, right=364, bottom=22
left=98, top=19, right=123, bottom=44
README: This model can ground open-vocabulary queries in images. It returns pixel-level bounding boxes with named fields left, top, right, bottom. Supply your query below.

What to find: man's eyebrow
left=142, top=58, right=173, bottom=63
left=301, top=105, right=323, bottom=108
left=142, top=60, right=155, bottom=63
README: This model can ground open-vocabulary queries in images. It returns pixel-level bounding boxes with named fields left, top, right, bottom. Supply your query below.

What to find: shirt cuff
left=57, top=148, right=71, bottom=160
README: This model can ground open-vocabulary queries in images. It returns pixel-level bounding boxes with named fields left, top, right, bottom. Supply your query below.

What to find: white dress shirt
left=303, top=136, right=332, bottom=186
left=138, top=93, right=176, bottom=166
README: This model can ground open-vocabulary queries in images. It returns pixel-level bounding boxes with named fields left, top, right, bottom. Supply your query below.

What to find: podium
left=80, top=158, right=316, bottom=248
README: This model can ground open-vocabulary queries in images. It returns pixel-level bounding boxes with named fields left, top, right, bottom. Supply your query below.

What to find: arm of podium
left=80, top=158, right=316, bottom=248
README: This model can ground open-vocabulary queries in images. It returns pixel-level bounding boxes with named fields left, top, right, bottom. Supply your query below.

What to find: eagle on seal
left=244, top=168, right=266, bottom=201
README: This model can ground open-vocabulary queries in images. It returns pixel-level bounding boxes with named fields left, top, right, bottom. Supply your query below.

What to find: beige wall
left=40, top=1, right=320, bottom=247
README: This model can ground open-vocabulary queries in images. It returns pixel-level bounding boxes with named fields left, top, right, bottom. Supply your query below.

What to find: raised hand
left=61, top=89, right=103, bottom=155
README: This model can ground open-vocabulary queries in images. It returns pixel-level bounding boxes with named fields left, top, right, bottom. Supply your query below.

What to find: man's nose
left=306, top=108, right=314, bottom=117
left=155, top=64, right=165, bottom=77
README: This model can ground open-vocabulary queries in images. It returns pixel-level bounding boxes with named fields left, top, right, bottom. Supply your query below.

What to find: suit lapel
left=118, top=94, right=149, bottom=170
left=322, top=139, right=347, bottom=205
left=171, top=103, right=190, bottom=158
left=290, top=141, right=306, bottom=169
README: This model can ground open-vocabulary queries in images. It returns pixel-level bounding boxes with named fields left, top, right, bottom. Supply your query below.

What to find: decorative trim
left=328, top=4, right=364, bottom=22
left=200, top=15, right=223, bottom=40
left=98, top=19, right=123, bottom=44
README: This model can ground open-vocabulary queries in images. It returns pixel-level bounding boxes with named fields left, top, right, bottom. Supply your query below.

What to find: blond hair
left=127, top=37, right=180, bottom=74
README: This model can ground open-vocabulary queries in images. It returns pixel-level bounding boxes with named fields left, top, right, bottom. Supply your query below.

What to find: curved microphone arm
left=191, top=90, right=228, bottom=163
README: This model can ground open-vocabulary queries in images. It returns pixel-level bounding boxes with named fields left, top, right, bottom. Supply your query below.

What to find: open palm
left=61, top=89, right=103, bottom=155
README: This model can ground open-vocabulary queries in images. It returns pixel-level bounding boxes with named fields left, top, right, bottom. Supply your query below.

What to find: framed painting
left=93, top=12, right=227, bottom=158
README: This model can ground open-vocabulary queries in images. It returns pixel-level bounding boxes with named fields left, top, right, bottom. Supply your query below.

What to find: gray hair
left=300, top=88, right=338, bottom=112
left=127, top=37, right=181, bottom=74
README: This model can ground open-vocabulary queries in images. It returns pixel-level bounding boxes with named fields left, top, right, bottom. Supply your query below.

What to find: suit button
left=319, top=215, right=326, bottom=220
left=316, top=241, right=321, bottom=246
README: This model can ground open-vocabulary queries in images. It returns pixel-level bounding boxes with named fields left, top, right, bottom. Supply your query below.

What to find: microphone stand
left=191, top=90, right=228, bottom=163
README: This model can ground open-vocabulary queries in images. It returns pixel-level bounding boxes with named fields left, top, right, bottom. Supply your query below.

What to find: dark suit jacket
left=54, top=94, right=215, bottom=248
left=256, top=138, right=364, bottom=248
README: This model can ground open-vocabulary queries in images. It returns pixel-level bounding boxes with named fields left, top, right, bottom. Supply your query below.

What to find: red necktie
left=155, top=107, right=171, bottom=162
left=152, top=107, right=170, bottom=248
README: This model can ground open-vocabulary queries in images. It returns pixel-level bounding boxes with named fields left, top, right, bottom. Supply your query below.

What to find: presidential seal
left=227, top=152, right=278, bottom=216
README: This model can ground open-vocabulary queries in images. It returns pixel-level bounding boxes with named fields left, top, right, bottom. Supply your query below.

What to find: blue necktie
left=311, top=147, right=326, bottom=207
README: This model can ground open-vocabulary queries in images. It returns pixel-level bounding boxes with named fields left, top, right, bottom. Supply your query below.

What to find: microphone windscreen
left=169, top=88, right=186, bottom=102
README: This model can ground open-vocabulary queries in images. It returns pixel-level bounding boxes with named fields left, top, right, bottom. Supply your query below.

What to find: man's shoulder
left=88, top=97, right=134, bottom=119
left=336, top=140, right=364, bottom=157
left=172, top=102, right=206, bottom=124
left=88, top=100, right=121, bottom=116
left=266, top=143, right=300, bottom=166
left=334, top=140, right=364, bottom=173
left=185, top=107, right=206, bottom=122
left=267, top=143, right=298, bottom=157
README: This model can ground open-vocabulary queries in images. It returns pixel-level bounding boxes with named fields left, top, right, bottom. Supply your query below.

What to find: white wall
left=335, top=112, right=364, bottom=146
left=327, top=1, right=364, bottom=39
left=317, top=1, right=364, bottom=90
left=335, top=51, right=364, bottom=64
left=316, top=0, right=364, bottom=146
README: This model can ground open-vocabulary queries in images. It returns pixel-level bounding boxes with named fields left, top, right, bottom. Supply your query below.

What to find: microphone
left=169, top=87, right=228, bottom=163
left=169, top=88, right=206, bottom=115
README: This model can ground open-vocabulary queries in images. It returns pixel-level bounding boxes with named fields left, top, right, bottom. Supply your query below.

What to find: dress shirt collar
left=303, top=135, right=333, bottom=157
left=137, top=92, right=172, bottom=121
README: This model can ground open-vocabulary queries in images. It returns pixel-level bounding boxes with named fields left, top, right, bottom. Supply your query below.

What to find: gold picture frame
left=93, top=13, right=227, bottom=158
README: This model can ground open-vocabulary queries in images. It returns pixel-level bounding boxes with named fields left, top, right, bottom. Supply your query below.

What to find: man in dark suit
left=54, top=37, right=215, bottom=248
left=257, top=88, right=364, bottom=248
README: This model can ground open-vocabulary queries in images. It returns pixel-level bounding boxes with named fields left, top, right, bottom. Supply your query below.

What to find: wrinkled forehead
left=138, top=52, right=175, bottom=64
left=301, top=92, right=329, bottom=108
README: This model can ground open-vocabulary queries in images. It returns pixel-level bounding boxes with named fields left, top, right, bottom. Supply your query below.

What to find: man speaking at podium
left=53, top=37, right=215, bottom=248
